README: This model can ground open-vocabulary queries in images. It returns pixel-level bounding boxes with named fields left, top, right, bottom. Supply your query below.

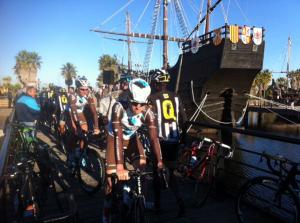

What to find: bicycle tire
left=192, top=159, right=215, bottom=207
left=78, top=148, right=105, bottom=194
left=131, top=196, right=151, bottom=223
left=236, top=176, right=299, bottom=223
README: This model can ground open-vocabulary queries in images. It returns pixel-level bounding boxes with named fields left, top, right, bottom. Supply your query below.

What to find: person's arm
left=111, top=103, right=124, bottom=166
left=87, top=95, right=100, bottom=132
left=145, top=108, right=163, bottom=168
left=69, top=94, right=79, bottom=127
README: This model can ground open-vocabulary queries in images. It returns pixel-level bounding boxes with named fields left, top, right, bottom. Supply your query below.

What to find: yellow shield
left=229, top=25, right=239, bottom=43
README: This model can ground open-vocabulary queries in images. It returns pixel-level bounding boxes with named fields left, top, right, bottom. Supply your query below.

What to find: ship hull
left=169, top=38, right=265, bottom=124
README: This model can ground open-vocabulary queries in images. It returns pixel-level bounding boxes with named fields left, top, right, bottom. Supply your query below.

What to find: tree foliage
left=61, top=62, right=77, bottom=88
left=14, top=50, right=42, bottom=86
left=98, top=54, right=119, bottom=71
left=287, top=69, right=300, bottom=90
left=276, top=77, right=288, bottom=89
left=252, top=69, right=272, bottom=97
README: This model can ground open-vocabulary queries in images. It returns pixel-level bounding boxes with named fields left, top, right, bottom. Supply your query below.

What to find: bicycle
left=235, top=152, right=300, bottom=223
left=176, top=137, right=233, bottom=207
left=71, top=129, right=105, bottom=194
left=108, top=168, right=153, bottom=223
left=9, top=123, right=78, bottom=222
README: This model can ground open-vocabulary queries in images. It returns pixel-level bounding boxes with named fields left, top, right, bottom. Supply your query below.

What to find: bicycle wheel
left=131, top=196, right=151, bottom=223
left=192, top=159, right=215, bottom=207
left=78, top=148, right=105, bottom=194
left=236, top=176, right=299, bottom=223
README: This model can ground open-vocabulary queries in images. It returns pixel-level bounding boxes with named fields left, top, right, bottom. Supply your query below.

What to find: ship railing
left=182, top=24, right=265, bottom=51
left=186, top=120, right=299, bottom=220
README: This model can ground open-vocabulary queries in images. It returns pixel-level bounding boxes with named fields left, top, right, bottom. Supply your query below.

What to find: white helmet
left=128, top=78, right=151, bottom=104
left=75, top=76, right=89, bottom=88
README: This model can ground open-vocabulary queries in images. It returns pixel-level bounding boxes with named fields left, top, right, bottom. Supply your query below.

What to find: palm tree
left=98, top=54, right=119, bottom=72
left=61, top=63, right=77, bottom=88
left=14, top=50, right=42, bottom=86
left=252, top=69, right=272, bottom=98
left=287, top=69, right=300, bottom=90
left=276, top=77, right=288, bottom=89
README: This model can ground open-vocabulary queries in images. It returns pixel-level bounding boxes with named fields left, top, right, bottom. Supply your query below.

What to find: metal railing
left=0, top=109, right=15, bottom=222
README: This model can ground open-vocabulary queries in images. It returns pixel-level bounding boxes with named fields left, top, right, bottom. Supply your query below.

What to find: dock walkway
left=1, top=110, right=280, bottom=223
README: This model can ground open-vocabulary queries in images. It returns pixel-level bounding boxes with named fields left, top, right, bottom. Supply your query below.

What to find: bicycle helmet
left=75, top=76, right=89, bottom=88
left=150, top=69, right=170, bottom=83
left=119, top=74, right=133, bottom=84
left=128, top=78, right=151, bottom=104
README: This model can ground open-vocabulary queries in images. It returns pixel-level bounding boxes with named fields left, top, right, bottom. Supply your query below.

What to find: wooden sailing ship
left=92, top=0, right=265, bottom=125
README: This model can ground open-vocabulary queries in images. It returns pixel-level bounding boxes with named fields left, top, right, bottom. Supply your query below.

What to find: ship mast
left=163, top=0, right=169, bottom=70
left=205, top=0, right=211, bottom=33
left=287, top=36, right=292, bottom=88
left=126, top=11, right=132, bottom=73
left=91, top=0, right=187, bottom=73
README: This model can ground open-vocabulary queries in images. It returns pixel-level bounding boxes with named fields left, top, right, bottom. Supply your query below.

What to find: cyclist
left=66, top=76, right=100, bottom=165
left=103, top=78, right=163, bottom=223
left=54, top=87, right=69, bottom=135
left=149, top=69, right=187, bottom=217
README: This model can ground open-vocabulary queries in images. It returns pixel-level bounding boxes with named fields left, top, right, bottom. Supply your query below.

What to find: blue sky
left=0, top=0, right=300, bottom=87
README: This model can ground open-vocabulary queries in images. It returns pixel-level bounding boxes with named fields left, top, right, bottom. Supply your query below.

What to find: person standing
left=7, top=89, right=13, bottom=108
left=15, top=83, right=40, bottom=126
left=149, top=69, right=187, bottom=218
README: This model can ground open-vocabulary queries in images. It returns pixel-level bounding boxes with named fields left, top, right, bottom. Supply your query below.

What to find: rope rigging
left=143, top=0, right=161, bottom=73
left=233, top=0, right=250, bottom=24
left=133, top=0, right=152, bottom=32
left=173, top=0, right=190, bottom=38
left=187, top=81, right=248, bottom=129
left=100, top=0, right=135, bottom=26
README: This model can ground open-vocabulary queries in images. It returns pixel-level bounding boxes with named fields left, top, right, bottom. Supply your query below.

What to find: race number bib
left=162, top=100, right=176, bottom=121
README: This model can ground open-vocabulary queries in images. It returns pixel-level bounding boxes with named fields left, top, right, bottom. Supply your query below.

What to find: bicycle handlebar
left=199, top=137, right=234, bottom=159
left=262, top=151, right=300, bottom=176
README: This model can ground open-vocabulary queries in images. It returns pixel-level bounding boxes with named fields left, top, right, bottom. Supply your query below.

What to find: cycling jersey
left=106, top=101, right=162, bottom=170
left=69, top=92, right=99, bottom=129
left=149, top=90, right=186, bottom=143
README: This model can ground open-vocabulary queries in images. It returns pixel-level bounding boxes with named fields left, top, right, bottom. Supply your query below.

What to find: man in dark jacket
left=15, top=83, right=40, bottom=126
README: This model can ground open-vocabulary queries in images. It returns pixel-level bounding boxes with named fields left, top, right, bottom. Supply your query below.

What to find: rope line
left=246, top=94, right=300, bottom=112
left=133, top=0, right=152, bottom=32
left=265, top=107, right=297, bottom=125
left=101, top=0, right=135, bottom=26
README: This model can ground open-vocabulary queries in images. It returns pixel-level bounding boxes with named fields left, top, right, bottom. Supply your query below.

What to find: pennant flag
left=229, top=25, right=239, bottom=43
left=253, top=27, right=263, bottom=45
left=241, top=26, right=251, bottom=44
left=213, top=28, right=222, bottom=46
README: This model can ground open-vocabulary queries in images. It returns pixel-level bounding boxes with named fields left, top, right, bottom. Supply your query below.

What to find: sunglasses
left=80, top=88, right=88, bottom=91
left=130, top=101, right=147, bottom=107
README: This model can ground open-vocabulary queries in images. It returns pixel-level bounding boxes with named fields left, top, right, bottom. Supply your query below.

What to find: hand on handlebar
left=116, top=164, right=130, bottom=181
left=93, top=128, right=100, bottom=135
left=157, top=160, right=164, bottom=170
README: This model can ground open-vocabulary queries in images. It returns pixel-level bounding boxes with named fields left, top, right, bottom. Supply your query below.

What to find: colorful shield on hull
left=229, top=25, right=239, bottom=43
left=253, top=27, right=263, bottom=45
left=241, top=26, right=251, bottom=44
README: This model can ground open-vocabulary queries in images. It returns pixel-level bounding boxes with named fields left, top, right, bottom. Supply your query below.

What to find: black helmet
left=150, top=69, right=170, bottom=83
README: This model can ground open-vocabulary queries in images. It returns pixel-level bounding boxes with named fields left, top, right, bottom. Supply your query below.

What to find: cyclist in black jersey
left=149, top=69, right=187, bottom=217
left=54, top=87, right=69, bottom=135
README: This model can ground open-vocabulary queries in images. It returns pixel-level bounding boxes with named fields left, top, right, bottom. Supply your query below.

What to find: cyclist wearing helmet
left=54, top=87, right=69, bottom=135
left=103, top=78, right=163, bottom=223
left=66, top=76, right=100, bottom=164
left=149, top=69, right=187, bottom=217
